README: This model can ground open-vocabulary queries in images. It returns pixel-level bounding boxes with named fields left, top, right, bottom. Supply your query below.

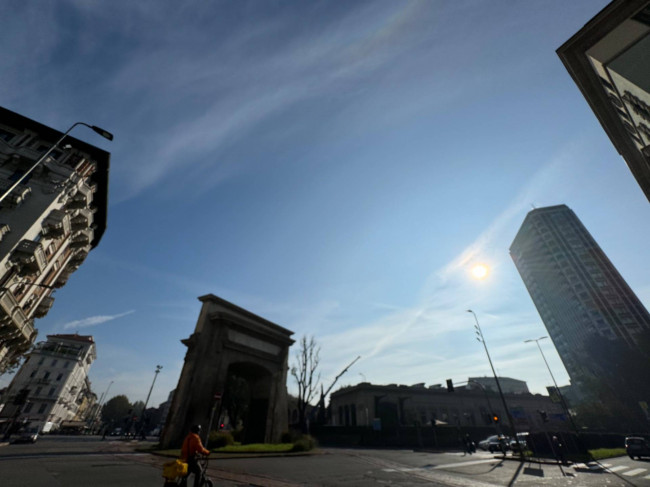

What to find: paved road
left=2, top=436, right=650, bottom=486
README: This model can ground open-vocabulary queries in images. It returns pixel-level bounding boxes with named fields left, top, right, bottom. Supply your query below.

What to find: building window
left=63, top=361, right=70, bottom=368
left=48, top=387, right=55, bottom=397
left=38, top=358, right=44, bottom=365
left=51, top=359, right=57, bottom=367
left=56, top=373, right=63, bottom=381
left=38, top=403, right=47, bottom=414
left=43, top=372, right=50, bottom=380
left=23, top=402, right=34, bottom=413
left=35, top=387, right=42, bottom=396
left=29, top=371, right=36, bottom=378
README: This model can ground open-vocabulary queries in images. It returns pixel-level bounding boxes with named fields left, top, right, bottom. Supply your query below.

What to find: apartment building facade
left=0, top=107, right=110, bottom=372
left=0, top=334, right=96, bottom=433
left=557, top=0, right=650, bottom=201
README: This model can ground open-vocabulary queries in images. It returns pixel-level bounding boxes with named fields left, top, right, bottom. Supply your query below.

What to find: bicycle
left=163, top=455, right=213, bottom=487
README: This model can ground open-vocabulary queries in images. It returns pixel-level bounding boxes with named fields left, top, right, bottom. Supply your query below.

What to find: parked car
left=510, top=432, right=529, bottom=452
left=478, top=435, right=510, bottom=453
left=12, top=428, right=38, bottom=444
left=625, top=436, right=650, bottom=460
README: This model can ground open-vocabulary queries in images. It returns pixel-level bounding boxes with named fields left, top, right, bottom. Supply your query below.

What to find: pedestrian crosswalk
left=383, top=460, right=650, bottom=480
left=594, top=463, right=649, bottom=478
left=382, top=457, right=499, bottom=473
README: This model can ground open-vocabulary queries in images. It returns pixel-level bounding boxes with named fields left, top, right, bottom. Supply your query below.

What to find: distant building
left=0, top=334, right=96, bottom=433
left=329, top=382, right=566, bottom=432
left=510, top=205, right=650, bottom=409
left=466, top=377, right=529, bottom=395
left=0, top=107, right=110, bottom=372
left=557, top=0, right=650, bottom=201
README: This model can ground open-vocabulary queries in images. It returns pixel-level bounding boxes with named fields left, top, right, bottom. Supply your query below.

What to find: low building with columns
left=330, top=381, right=567, bottom=432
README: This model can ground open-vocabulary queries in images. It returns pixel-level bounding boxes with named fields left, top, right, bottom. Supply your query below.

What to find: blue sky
left=2, top=0, right=649, bottom=408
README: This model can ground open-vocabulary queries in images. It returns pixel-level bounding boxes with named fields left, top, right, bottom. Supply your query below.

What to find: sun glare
left=471, top=264, right=489, bottom=280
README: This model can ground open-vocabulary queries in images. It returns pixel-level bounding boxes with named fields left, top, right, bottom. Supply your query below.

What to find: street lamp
left=138, top=365, right=162, bottom=438
left=467, top=309, right=523, bottom=456
left=524, top=336, right=577, bottom=431
left=0, top=121, right=114, bottom=206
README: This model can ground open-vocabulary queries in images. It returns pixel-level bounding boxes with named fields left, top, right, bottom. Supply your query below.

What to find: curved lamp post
left=467, top=309, right=523, bottom=456
left=0, top=121, right=113, bottom=206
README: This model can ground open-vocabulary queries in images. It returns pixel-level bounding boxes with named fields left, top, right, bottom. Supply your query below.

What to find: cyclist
left=180, top=424, right=210, bottom=487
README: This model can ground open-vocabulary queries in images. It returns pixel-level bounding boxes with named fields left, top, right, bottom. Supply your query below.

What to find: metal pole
left=91, top=380, right=113, bottom=433
left=138, top=365, right=162, bottom=438
left=468, top=310, right=523, bottom=457
left=0, top=121, right=113, bottom=206
left=525, top=337, right=580, bottom=434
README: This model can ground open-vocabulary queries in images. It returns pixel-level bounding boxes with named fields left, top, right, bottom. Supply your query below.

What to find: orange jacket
left=180, top=432, right=210, bottom=461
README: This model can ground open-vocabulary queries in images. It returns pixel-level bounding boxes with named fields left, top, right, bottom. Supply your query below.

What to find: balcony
left=9, top=240, right=47, bottom=275
left=34, top=295, right=55, bottom=318
left=66, top=183, right=92, bottom=209
left=0, top=223, right=10, bottom=243
left=0, top=183, right=32, bottom=209
left=70, top=229, right=93, bottom=249
left=69, top=250, right=89, bottom=266
left=0, top=287, right=29, bottom=334
left=53, top=273, right=70, bottom=288
left=71, top=208, right=93, bottom=231
left=42, top=209, right=71, bottom=237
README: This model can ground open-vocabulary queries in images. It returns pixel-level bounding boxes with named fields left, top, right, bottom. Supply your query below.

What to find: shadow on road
left=507, top=461, right=524, bottom=487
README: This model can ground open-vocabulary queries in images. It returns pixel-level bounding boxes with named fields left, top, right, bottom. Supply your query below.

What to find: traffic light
left=446, top=379, right=454, bottom=392
left=492, top=413, right=500, bottom=424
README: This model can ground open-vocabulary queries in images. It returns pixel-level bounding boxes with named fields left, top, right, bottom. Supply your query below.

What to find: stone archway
left=223, top=361, right=272, bottom=443
left=160, top=295, right=294, bottom=448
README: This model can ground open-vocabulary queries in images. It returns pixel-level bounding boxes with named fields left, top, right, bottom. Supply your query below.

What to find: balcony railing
left=42, top=209, right=71, bottom=237
left=9, top=240, right=47, bottom=275
left=71, top=208, right=93, bottom=231
left=70, top=229, right=93, bottom=248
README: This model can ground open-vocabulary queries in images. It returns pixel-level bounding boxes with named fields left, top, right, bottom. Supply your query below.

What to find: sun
left=471, top=264, right=489, bottom=280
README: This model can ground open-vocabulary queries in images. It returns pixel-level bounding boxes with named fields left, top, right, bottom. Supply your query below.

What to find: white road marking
left=432, top=458, right=501, bottom=469
left=382, top=458, right=499, bottom=473
left=607, top=465, right=629, bottom=472
left=623, top=468, right=647, bottom=476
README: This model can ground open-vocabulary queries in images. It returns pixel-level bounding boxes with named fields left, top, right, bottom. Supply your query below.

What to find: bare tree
left=291, top=335, right=320, bottom=432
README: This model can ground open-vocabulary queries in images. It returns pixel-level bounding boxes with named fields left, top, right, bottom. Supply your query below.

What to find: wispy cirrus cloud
left=62, top=310, right=135, bottom=330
